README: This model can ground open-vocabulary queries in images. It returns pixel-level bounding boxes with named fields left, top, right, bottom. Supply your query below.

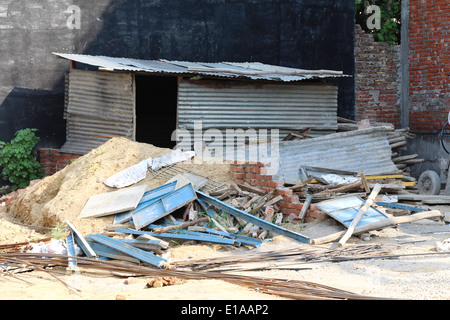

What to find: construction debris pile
left=1, top=119, right=450, bottom=300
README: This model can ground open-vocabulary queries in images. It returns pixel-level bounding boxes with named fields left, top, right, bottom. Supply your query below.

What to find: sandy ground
left=1, top=210, right=449, bottom=301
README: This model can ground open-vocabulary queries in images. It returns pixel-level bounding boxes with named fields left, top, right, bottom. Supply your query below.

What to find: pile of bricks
left=230, top=161, right=325, bottom=223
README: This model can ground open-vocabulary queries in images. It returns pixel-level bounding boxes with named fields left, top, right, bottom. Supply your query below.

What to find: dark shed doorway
left=135, top=74, right=178, bottom=148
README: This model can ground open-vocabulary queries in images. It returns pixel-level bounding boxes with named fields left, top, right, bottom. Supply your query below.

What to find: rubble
left=0, top=123, right=449, bottom=300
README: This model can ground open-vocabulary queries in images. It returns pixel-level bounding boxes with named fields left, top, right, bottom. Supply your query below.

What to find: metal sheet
left=88, top=234, right=167, bottom=267
left=115, top=228, right=241, bottom=246
left=316, top=195, right=389, bottom=228
left=196, top=191, right=311, bottom=244
left=178, top=80, right=338, bottom=131
left=54, top=53, right=350, bottom=82
left=132, top=183, right=197, bottom=230
left=79, top=185, right=147, bottom=219
left=60, top=68, right=134, bottom=155
left=114, top=182, right=178, bottom=224
left=275, top=127, right=401, bottom=181
left=176, top=80, right=338, bottom=154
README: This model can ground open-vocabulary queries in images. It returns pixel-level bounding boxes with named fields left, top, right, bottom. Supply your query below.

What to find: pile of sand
left=7, top=138, right=231, bottom=237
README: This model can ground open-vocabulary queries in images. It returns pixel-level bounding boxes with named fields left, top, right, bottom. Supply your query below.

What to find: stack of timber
left=208, top=183, right=285, bottom=240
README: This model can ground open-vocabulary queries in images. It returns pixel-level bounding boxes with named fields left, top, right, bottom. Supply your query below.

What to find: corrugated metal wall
left=176, top=79, right=338, bottom=153
left=60, top=69, right=135, bottom=154
left=178, top=80, right=338, bottom=132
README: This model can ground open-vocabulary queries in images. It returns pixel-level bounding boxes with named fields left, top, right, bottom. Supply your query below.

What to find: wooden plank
left=79, top=185, right=147, bottom=219
left=360, top=171, right=370, bottom=194
left=237, top=183, right=267, bottom=196
left=298, top=194, right=313, bottom=220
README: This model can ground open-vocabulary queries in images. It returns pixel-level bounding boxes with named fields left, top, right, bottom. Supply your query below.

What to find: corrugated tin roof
left=53, top=53, right=351, bottom=82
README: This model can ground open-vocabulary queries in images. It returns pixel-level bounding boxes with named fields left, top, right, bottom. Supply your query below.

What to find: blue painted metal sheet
left=115, top=228, right=241, bottom=246
left=88, top=234, right=167, bottom=267
left=65, top=231, right=77, bottom=268
left=196, top=191, right=311, bottom=244
left=375, top=202, right=427, bottom=213
left=316, top=196, right=389, bottom=228
left=114, top=182, right=178, bottom=224
left=132, top=183, right=197, bottom=230
left=144, top=221, right=262, bottom=247
left=86, top=240, right=141, bottom=264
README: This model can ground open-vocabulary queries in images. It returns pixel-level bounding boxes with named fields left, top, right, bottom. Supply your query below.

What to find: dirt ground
left=1, top=208, right=449, bottom=301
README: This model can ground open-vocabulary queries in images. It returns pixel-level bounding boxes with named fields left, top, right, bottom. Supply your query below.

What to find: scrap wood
left=311, top=210, right=444, bottom=245
left=298, top=194, right=313, bottom=221
left=236, top=182, right=266, bottom=196
left=313, top=180, right=363, bottom=197
left=0, top=237, right=53, bottom=253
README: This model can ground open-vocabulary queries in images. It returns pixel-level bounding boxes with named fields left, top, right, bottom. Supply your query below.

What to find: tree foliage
left=355, top=0, right=401, bottom=45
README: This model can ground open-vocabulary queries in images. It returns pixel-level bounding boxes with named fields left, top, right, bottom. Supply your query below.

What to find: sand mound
left=7, top=138, right=231, bottom=236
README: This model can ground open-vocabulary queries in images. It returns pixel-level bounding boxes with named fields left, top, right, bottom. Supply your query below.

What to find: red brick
left=230, top=173, right=246, bottom=180
left=282, top=195, right=299, bottom=203
left=280, top=202, right=303, bottom=210
left=245, top=173, right=256, bottom=179
left=230, top=166, right=245, bottom=173
left=305, top=210, right=327, bottom=222
left=276, top=188, right=293, bottom=196
left=281, top=208, right=300, bottom=216
left=266, top=181, right=282, bottom=189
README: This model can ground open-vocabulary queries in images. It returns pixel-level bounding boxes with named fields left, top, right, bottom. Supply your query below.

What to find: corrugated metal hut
left=54, top=53, right=350, bottom=155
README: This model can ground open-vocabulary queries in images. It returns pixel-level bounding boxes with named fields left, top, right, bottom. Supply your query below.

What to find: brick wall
left=409, top=0, right=450, bottom=133
left=39, top=148, right=80, bottom=175
left=355, top=24, right=401, bottom=127
left=230, top=161, right=325, bottom=223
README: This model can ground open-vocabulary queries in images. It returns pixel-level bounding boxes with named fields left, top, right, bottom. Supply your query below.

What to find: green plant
left=51, top=221, right=69, bottom=240
left=0, top=128, right=44, bottom=190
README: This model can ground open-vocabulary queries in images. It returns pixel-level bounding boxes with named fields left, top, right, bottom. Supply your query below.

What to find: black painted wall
left=0, top=0, right=355, bottom=149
